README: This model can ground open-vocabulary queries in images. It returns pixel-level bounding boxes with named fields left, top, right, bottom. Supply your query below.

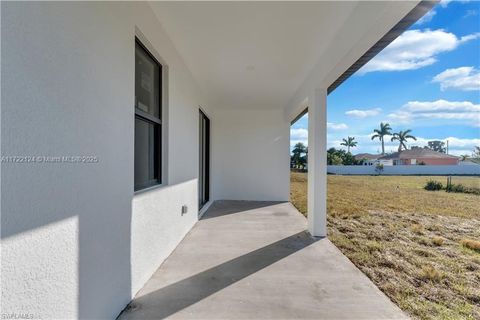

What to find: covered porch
left=154, top=0, right=435, bottom=237
left=1, top=1, right=435, bottom=318
left=119, top=201, right=407, bottom=319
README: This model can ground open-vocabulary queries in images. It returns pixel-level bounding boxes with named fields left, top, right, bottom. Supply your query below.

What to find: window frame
left=134, top=37, right=163, bottom=192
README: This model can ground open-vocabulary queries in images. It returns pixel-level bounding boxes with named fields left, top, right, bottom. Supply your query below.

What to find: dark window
left=199, top=110, right=210, bottom=209
left=135, top=39, right=162, bottom=191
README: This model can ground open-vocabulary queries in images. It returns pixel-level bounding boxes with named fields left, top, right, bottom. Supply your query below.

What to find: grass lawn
left=290, top=172, right=480, bottom=320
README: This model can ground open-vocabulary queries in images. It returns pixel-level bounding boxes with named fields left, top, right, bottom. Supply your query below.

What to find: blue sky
left=291, top=0, right=480, bottom=156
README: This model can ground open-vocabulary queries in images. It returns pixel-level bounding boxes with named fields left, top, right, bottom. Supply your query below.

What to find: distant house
left=354, top=153, right=393, bottom=166
left=379, top=149, right=459, bottom=165
left=354, top=153, right=379, bottom=162
left=459, top=158, right=480, bottom=166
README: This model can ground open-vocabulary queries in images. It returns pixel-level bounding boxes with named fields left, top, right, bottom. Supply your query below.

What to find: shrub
left=461, top=239, right=480, bottom=252
left=375, top=163, right=384, bottom=175
left=467, top=187, right=480, bottom=195
left=424, top=180, right=443, bottom=191
left=444, top=176, right=480, bottom=194
left=327, top=148, right=360, bottom=165
left=446, top=183, right=465, bottom=193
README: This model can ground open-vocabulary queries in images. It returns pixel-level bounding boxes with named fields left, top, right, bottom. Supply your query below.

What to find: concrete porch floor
left=119, top=201, right=408, bottom=320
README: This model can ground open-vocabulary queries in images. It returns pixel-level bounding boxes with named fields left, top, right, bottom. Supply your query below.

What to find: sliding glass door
left=199, top=110, right=210, bottom=210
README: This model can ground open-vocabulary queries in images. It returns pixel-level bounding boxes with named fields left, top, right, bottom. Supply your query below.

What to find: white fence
left=327, top=165, right=480, bottom=176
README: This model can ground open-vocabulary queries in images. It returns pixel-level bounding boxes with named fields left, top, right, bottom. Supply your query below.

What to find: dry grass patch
left=420, top=265, right=443, bottom=282
left=431, top=236, right=444, bottom=247
left=411, top=224, right=424, bottom=235
left=290, top=172, right=480, bottom=320
left=326, top=175, right=479, bottom=219
left=290, top=171, right=307, bottom=214
left=461, top=239, right=480, bottom=252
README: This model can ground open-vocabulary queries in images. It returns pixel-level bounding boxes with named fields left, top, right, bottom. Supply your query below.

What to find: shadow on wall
left=118, top=231, right=319, bottom=320
left=1, top=171, right=201, bottom=318
left=1, top=161, right=133, bottom=319
left=1, top=1, right=134, bottom=318
left=1, top=176, right=202, bottom=319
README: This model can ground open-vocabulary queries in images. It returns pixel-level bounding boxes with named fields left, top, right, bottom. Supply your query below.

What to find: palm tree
left=371, top=122, right=392, bottom=155
left=291, top=142, right=307, bottom=168
left=292, top=142, right=307, bottom=157
left=340, top=136, right=357, bottom=153
left=473, top=146, right=480, bottom=158
left=391, top=129, right=417, bottom=152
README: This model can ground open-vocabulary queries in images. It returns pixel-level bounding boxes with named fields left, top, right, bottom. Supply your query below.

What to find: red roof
left=354, top=153, right=381, bottom=160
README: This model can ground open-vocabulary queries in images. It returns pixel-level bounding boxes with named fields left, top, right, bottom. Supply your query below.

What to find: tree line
left=291, top=122, right=480, bottom=167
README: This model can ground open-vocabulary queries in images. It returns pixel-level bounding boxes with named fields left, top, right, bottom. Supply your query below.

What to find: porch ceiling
left=149, top=1, right=420, bottom=110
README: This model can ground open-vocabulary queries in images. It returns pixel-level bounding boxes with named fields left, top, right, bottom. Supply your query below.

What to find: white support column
left=307, top=88, right=327, bottom=237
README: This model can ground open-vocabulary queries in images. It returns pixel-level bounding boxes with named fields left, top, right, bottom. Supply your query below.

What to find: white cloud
left=440, top=136, right=480, bottom=149
left=439, top=0, right=452, bottom=8
left=387, top=111, right=412, bottom=123
left=359, top=29, right=480, bottom=74
left=388, top=100, right=480, bottom=126
left=464, top=9, right=478, bottom=18
left=432, top=66, right=480, bottom=91
left=290, top=128, right=308, bottom=148
left=345, top=108, right=381, bottom=118
left=440, top=0, right=471, bottom=8
left=290, top=123, right=348, bottom=148
left=459, top=33, right=480, bottom=43
left=290, top=128, right=308, bottom=140
left=407, top=136, right=480, bottom=156
left=327, top=122, right=348, bottom=130
left=403, top=100, right=480, bottom=112
left=416, top=9, right=436, bottom=25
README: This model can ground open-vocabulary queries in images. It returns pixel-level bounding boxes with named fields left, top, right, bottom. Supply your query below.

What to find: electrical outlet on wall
left=181, top=205, right=188, bottom=215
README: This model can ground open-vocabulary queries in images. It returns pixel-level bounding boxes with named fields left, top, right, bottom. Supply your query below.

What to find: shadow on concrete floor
left=119, top=231, right=318, bottom=319
left=199, top=200, right=288, bottom=220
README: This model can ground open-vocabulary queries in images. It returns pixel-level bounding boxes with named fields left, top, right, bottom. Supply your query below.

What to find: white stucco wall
left=1, top=2, right=311, bottom=318
left=211, top=109, right=290, bottom=201
left=1, top=2, right=208, bottom=319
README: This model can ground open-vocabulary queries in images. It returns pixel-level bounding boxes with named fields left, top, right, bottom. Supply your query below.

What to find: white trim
left=133, top=183, right=169, bottom=197
left=287, top=97, right=309, bottom=123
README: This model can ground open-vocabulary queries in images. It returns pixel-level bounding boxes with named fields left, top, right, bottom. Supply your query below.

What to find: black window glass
left=134, top=39, right=162, bottom=191
left=135, top=42, right=161, bottom=118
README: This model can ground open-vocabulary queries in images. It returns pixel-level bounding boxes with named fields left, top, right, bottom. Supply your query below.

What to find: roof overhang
left=328, top=1, right=437, bottom=93
left=149, top=1, right=436, bottom=111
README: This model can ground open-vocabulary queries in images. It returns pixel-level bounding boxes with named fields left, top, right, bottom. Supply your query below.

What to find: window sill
left=133, top=183, right=167, bottom=196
